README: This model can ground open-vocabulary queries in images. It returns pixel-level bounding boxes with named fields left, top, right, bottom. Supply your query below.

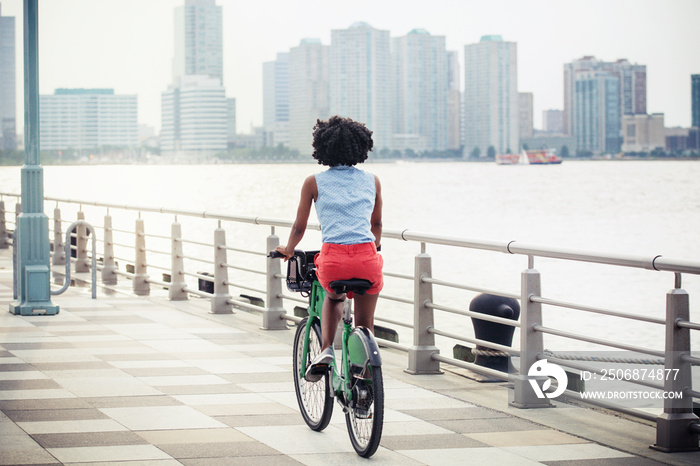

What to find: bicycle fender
left=349, top=326, right=382, bottom=366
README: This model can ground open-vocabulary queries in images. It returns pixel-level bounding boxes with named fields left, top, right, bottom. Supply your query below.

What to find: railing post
left=406, top=245, right=441, bottom=374
left=133, top=217, right=149, bottom=296
left=101, top=214, right=117, bottom=285
left=652, top=277, right=699, bottom=452
left=211, top=225, right=233, bottom=314
left=510, top=257, right=552, bottom=408
left=0, top=200, right=8, bottom=249
left=169, top=221, right=187, bottom=300
left=52, top=207, right=65, bottom=266
left=75, top=211, right=89, bottom=273
left=263, top=229, right=287, bottom=330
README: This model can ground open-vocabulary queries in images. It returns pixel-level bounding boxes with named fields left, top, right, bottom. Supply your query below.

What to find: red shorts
left=314, top=242, right=384, bottom=295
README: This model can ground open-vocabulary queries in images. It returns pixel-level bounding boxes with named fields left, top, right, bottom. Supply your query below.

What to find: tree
left=560, top=145, right=569, bottom=158
left=470, top=146, right=480, bottom=159
left=487, top=146, right=496, bottom=159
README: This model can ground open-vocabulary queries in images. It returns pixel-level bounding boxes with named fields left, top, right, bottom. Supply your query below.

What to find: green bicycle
left=270, top=249, right=384, bottom=458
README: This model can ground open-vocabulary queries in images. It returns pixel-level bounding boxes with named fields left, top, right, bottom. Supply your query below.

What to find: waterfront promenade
left=0, top=250, right=697, bottom=465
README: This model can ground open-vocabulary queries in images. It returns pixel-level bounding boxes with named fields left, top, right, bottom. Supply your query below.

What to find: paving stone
left=398, top=406, right=509, bottom=421
left=4, top=408, right=108, bottom=422
left=85, top=395, right=183, bottom=409
left=0, top=398, right=92, bottom=411
left=0, top=379, right=62, bottom=391
left=32, top=431, right=149, bottom=448
left=380, top=433, right=489, bottom=450
left=432, top=417, right=543, bottom=433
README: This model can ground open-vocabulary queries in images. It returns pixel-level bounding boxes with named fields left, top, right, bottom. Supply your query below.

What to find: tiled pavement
left=0, top=252, right=697, bottom=465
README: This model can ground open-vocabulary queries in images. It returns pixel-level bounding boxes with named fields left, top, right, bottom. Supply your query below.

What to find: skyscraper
left=446, top=51, right=461, bottom=151
left=692, top=74, right=700, bottom=129
left=563, top=57, right=646, bottom=154
left=392, top=29, right=448, bottom=152
left=263, top=53, right=290, bottom=147
left=573, top=71, right=621, bottom=154
left=162, top=0, right=227, bottom=156
left=0, top=3, right=16, bottom=150
left=172, top=0, right=223, bottom=83
left=464, top=35, right=519, bottom=156
left=288, top=38, right=329, bottom=153
left=330, top=22, right=392, bottom=151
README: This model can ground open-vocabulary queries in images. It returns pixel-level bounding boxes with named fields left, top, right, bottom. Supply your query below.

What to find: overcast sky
left=2, top=0, right=699, bottom=135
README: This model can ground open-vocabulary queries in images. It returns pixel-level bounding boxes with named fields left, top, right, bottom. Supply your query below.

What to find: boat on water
left=496, top=149, right=563, bottom=165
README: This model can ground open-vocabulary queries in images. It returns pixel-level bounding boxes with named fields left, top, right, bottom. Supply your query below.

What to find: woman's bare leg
left=353, top=293, right=379, bottom=333
left=321, top=292, right=345, bottom=349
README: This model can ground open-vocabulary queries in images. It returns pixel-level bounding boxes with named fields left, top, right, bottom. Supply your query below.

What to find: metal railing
left=0, top=192, right=698, bottom=452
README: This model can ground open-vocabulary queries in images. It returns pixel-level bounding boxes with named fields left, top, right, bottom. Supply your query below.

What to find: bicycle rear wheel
left=345, top=328, right=384, bottom=458
left=293, top=317, right=333, bottom=431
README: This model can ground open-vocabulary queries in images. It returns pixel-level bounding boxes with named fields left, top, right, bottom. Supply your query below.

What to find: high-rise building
left=464, top=35, right=519, bottom=156
left=542, top=110, right=564, bottom=133
left=330, top=22, right=392, bottom=151
left=161, top=75, right=227, bottom=153
left=288, top=38, right=330, bottom=153
left=172, top=0, right=223, bottom=83
left=40, top=89, right=138, bottom=150
left=0, top=4, right=16, bottom=150
left=563, top=57, right=646, bottom=154
left=163, top=0, right=228, bottom=156
left=573, top=71, right=621, bottom=154
left=692, top=74, right=700, bottom=129
left=392, top=29, right=448, bottom=152
left=519, top=92, right=533, bottom=140
left=263, top=52, right=290, bottom=147
left=446, top=51, right=461, bottom=151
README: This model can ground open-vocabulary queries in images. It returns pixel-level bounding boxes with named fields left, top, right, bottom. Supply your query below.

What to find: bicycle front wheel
left=293, top=317, right=333, bottom=431
left=345, top=328, right=384, bottom=458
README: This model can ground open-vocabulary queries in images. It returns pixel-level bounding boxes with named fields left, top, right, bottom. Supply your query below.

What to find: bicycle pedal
left=305, top=364, right=329, bottom=382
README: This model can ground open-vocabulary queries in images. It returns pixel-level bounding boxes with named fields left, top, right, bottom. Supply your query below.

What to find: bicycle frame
left=300, top=279, right=356, bottom=401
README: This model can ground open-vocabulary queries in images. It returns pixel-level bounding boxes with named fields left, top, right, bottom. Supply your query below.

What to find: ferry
left=496, top=149, right=563, bottom=165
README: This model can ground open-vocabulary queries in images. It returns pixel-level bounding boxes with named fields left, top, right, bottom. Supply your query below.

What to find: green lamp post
left=10, top=0, right=59, bottom=315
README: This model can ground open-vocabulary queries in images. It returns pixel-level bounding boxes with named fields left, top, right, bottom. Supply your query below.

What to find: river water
left=0, top=160, right=698, bottom=357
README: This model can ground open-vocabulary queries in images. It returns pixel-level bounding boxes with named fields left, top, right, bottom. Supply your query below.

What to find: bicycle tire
left=345, top=328, right=384, bottom=458
left=293, top=317, right=333, bottom=431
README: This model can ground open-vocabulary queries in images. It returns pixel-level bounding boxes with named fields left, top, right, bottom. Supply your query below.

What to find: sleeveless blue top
left=314, top=166, right=376, bottom=245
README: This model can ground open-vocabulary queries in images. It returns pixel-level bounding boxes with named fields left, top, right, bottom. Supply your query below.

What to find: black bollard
left=469, top=293, right=520, bottom=373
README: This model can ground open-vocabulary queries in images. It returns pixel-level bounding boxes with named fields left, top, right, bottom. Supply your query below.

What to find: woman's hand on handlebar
left=274, top=245, right=294, bottom=261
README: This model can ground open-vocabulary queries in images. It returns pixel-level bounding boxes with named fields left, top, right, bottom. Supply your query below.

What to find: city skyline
left=2, top=0, right=700, bottom=136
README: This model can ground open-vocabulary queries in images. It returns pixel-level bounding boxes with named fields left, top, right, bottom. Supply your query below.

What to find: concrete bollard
left=406, top=247, right=441, bottom=374
left=263, top=231, right=288, bottom=330
left=211, top=226, right=233, bottom=314
left=52, top=207, right=65, bottom=266
left=469, top=293, right=520, bottom=373
left=169, top=222, right=187, bottom=301
left=652, top=281, right=699, bottom=452
left=0, top=201, right=8, bottom=249
left=101, top=215, right=117, bottom=285
left=75, top=211, right=89, bottom=273
left=133, top=217, right=150, bottom=296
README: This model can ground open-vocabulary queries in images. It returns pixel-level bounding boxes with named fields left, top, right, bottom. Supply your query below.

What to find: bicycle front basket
left=285, top=254, right=314, bottom=293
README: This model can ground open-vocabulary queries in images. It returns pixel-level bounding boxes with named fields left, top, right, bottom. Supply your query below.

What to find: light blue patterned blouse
left=314, top=166, right=376, bottom=245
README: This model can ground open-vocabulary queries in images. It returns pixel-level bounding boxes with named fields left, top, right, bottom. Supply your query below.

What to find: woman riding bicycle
left=276, top=116, right=383, bottom=381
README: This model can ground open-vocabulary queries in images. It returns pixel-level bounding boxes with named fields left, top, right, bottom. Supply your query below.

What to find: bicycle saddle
left=329, top=279, right=372, bottom=295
